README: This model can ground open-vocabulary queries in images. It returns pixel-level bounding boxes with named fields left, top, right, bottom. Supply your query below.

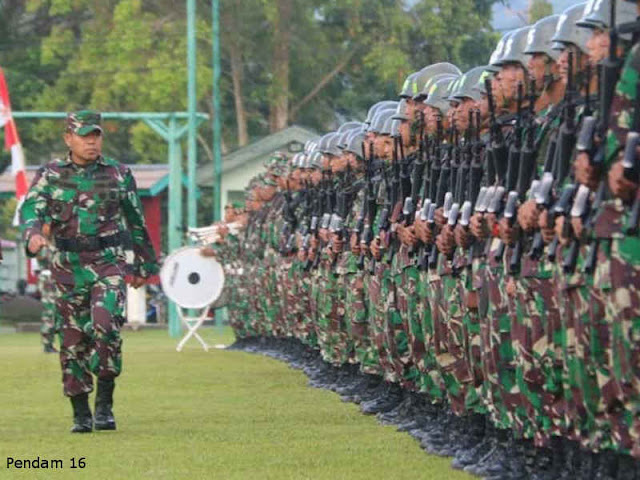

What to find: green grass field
left=0, top=328, right=473, bottom=480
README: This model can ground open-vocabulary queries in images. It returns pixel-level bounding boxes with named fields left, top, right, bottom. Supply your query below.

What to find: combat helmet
left=424, top=76, right=460, bottom=114
left=412, top=63, right=463, bottom=101
left=368, top=109, right=397, bottom=134
left=496, top=26, right=533, bottom=68
left=488, top=31, right=515, bottom=72
left=551, top=3, right=590, bottom=53
left=399, top=72, right=420, bottom=98
left=317, top=132, right=337, bottom=154
left=342, top=130, right=366, bottom=159
left=577, top=0, right=637, bottom=40
left=365, top=101, right=398, bottom=125
left=524, top=15, right=562, bottom=60
left=449, top=66, right=491, bottom=102
left=337, top=122, right=363, bottom=134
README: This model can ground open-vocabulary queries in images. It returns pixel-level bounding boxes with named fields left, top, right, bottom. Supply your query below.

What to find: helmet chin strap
left=542, top=56, right=559, bottom=90
left=573, top=50, right=588, bottom=92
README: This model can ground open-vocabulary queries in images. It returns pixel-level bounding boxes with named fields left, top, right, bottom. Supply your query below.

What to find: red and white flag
left=0, top=67, right=28, bottom=224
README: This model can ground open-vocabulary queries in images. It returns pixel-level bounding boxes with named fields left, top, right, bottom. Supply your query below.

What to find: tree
left=0, top=198, right=19, bottom=241
left=2, top=0, right=500, bottom=161
left=529, top=0, right=552, bottom=23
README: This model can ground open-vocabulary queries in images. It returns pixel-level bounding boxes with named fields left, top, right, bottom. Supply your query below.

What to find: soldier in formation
left=208, top=1, right=640, bottom=478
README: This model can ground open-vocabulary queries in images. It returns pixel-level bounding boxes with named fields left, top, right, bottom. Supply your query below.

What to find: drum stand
left=176, top=304, right=212, bottom=352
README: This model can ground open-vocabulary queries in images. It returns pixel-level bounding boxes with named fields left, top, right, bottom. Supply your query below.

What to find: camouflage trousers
left=327, top=273, right=353, bottom=366
left=556, top=244, right=608, bottom=451
left=392, top=265, right=420, bottom=390
left=600, top=236, right=640, bottom=456
left=345, top=270, right=380, bottom=375
left=248, top=264, right=267, bottom=336
left=315, top=263, right=348, bottom=366
left=229, top=273, right=254, bottom=339
left=301, top=266, right=318, bottom=348
left=55, top=275, right=124, bottom=397
left=426, top=271, right=449, bottom=401
left=287, top=261, right=307, bottom=342
left=264, top=256, right=283, bottom=337
left=437, top=263, right=472, bottom=416
left=514, top=259, right=565, bottom=447
left=416, top=269, right=445, bottom=401
left=275, top=258, right=295, bottom=337
left=483, top=242, right=515, bottom=431
left=457, top=260, right=486, bottom=416
left=367, top=261, right=398, bottom=383
left=41, top=298, right=57, bottom=349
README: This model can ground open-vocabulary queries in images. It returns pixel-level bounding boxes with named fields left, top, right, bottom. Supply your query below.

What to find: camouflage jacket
left=606, top=43, right=640, bottom=170
left=21, top=155, right=159, bottom=285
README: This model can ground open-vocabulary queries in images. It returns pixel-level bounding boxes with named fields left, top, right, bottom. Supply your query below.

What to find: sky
left=491, top=0, right=580, bottom=31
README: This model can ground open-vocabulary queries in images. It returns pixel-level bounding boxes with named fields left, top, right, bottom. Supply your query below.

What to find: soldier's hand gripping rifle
left=459, top=110, right=487, bottom=263
left=402, top=112, right=426, bottom=229
left=417, top=115, right=443, bottom=270
left=468, top=109, right=485, bottom=212
left=624, top=132, right=640, bottom=234
left=315, top=168, right=336, bottom=268
left=300, top=180, right=316, bottom=266
left=446, top=112, right=475, bottom=262
left=427, top=121, right=454, bottom=270
left=494, top=81, right=524, bottom=263
left=352, top=143, right=367, bottom=269
left=377, top=136, right=401, bottom=263
left=359, top=141, right=377, bottom=271
left=308, top=170, right=329, bottom=269
left=483, top=78, right=509, bottom=256
left=509, top=80, right=539, bottom=273
left=486, top=77, right=509, bottom=186
left=329, top=162, right=355, bottom=270
left=624, top=83, right=640, bottom=234
left=529, top=125, right=558, bottom=260
left=281, top=179, right=298, bottom=255
left=545, top=50, right=579, bottom=262
left=578, top=1, right=625, bottom=273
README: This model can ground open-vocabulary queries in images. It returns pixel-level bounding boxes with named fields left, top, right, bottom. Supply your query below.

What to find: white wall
left=0, top=246, right=20, bottom=292
left=220, top=157, right=265, bottom=218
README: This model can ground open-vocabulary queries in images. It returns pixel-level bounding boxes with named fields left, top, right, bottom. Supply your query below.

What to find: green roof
left=197, top=125, right=318, bottom=187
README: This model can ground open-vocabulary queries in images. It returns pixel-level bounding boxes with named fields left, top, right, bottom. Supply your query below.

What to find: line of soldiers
left=208, top=1, right=640, bottom=477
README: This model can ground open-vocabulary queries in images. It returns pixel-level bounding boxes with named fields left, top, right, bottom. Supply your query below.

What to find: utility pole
left=212, top=0, right=222, bottom=221
left=187, top=0, right=198, bottom=228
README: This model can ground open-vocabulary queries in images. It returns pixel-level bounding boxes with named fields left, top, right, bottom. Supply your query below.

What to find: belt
left=55, top=232, right=132, bottom=253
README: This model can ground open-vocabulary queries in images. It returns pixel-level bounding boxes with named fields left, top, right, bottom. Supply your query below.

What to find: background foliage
left=0, top=0, right=502, bottom=169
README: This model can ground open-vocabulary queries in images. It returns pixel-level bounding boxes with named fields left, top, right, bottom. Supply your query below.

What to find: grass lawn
left=0, top=328, right=473, bottom=480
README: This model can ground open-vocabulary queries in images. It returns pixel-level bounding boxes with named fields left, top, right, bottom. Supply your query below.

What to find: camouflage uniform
left=599, top=42, right=640, bottom=456
left=369, top=174, right=399, bottom=383
left=37, top=247, right=58, bottom=351
left=21, top=111, right=158, bottom=397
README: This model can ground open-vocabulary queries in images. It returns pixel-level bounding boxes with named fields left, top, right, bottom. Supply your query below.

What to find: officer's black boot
left=70, top=393, right=93, bottom=433
left=94, top=379, right=116, bottom=431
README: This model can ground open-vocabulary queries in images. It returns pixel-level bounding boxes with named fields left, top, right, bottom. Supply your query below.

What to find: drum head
left=160, top=246, right=225, bottom=308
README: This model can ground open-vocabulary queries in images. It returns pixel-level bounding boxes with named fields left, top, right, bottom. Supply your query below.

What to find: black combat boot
left=616, top=453, right=637, bottom=480
left=94, top=379, right=116, bottom=431
left=70, top=393, right=93, bottom=433
left=465, top=427, right=511, bottom=477
left=594, top=450, right=619, bottom=480
left=361, top=382, right=404, bottom=415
